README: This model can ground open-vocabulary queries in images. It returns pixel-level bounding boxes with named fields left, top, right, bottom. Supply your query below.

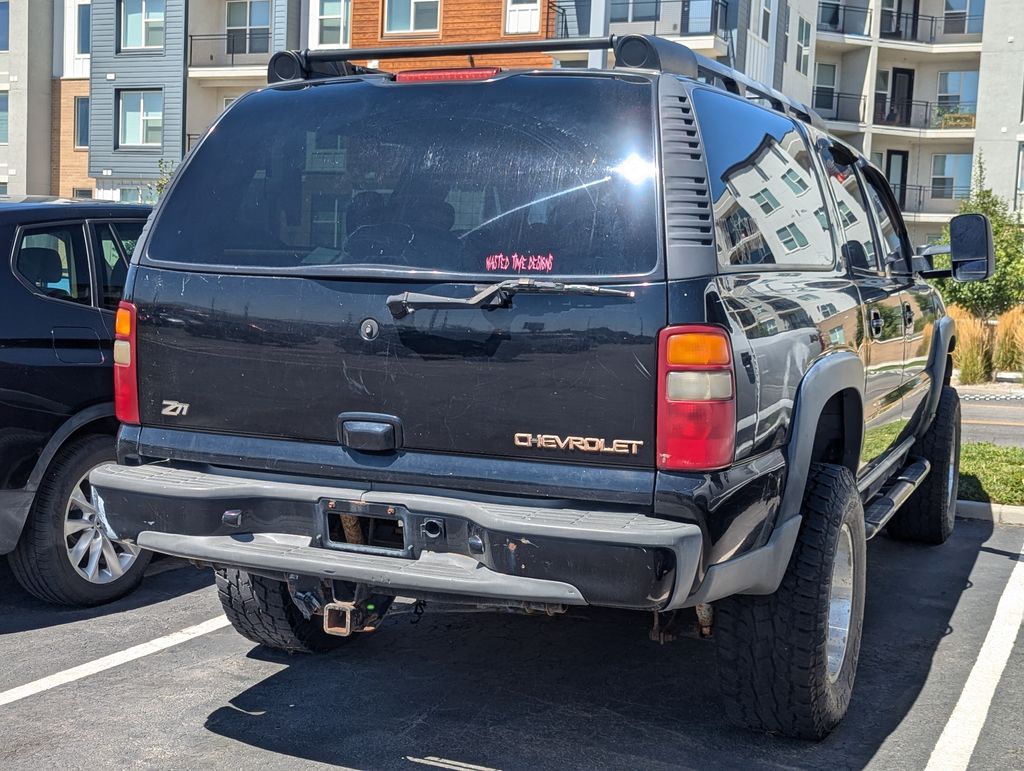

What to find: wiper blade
left=386, top=278, right=636, bottom=319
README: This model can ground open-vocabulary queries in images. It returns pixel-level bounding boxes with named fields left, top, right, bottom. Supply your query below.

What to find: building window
left=782, top=6, right=790, bottom=62
left=944, top=0, right=985, bottom=35
left=77, top=4, right=91, bottom=54
left=777, top=224, right=809, bottom=252
left=937, top=70, right=979, bottom=109
left=318, top=0, right=351, bottom=46
left=752, top=0, right=771, bottom=41
left=813, top=62, right=837, bottom=111
left=752, top=188, right=781, bottom=214
left=0, top=93, right=8, bottom=145
left=226, top=0, right=270, bottom=55
left=931, top=153, right=972, bottom=199
left=74, top=97, right=90, bottom=148
left=796, top=17, right=811, bottom=75
left=121, top=0, right=165, bottom=49
left=0, top=2, right=8, bottom=52
left=1015, top=143, right=1024, bottom=211
left=119, top=188, right=142, bottom=203
left=118, top=90, right=163, bottom=147
left=384, top=0, right=440, bottom=33
left=72, top=188, right=93, bottom=198
left=782, top=168, right=809, bottom=195
left=0, top=182, right=7, bottom=195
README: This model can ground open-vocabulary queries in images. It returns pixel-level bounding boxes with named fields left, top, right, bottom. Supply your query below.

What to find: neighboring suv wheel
left=216, top=569, right=349, bottom=653
left=8, top=435, right=152, bottom=606
left=715, top=463, right=867, bottom=740
left=886, top=385, right=960, bottom=545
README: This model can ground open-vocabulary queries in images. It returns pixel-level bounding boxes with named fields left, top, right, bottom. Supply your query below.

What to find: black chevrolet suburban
left=89, top=36, right=994, bottom=738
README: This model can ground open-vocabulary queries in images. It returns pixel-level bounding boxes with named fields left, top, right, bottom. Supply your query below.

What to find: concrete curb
left=956, top=499, right=1024, bottom=527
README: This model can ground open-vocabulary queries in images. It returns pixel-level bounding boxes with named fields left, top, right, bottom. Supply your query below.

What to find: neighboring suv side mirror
left=915, top=213, right=996, bottom=282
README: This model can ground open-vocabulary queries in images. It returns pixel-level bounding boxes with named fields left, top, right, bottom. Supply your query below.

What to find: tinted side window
left=863, top=172, right=912, bottom=273
left=815, top=143, right=882, bottom=274
left=693, top=88, right=833, bottom=269
left=15, top=224, right=91, bottom=305
left=95, top=222, right=136, bottom=310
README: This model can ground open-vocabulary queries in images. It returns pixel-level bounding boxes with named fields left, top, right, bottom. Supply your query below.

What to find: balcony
left=812, top=90, right=865, bottom=124
left=879, top=11, right=984, bottom=44
left=896, top=184, right=970, bottom=216
left=189, top=32, right=272, bottom=69
left=872, top=98, right=977, bottom=131
left=552, top=0, right=728, bottom=42
left=817, top=3, right=871, bottom=37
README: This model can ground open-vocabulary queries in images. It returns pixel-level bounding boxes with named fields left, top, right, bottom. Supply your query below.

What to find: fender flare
left=25, top=402, right=117, bottom=492
left=915, top=314, right=956, bottom=439
left=778, top=351, right=865, bottom=525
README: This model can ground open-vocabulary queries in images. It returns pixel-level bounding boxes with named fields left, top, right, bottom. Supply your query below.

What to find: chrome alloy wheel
left=64, top=470, right=140, bottom=584
left=826, top=522, right=855, bottom=682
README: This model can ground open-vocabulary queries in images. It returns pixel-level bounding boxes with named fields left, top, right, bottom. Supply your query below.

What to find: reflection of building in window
left=819, top=302, right=838, bottom=318
left=777, top=224, right=809, bottom=252
left=752, top=188, right=781, bottom=214
left=829, top=326, right=846, bottom=345
left=814, top=207, right=829, bottom=230
left=782, top=168, right=809, bottom=195
left=838, top=200, right=857, bottom=226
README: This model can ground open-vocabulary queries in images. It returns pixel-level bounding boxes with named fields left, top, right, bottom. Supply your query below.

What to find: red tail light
left=395, top=67, right=501, bottom=83
left=113, top=301, right=139, bottom=424
left=656, top=325, right=736, bottom=471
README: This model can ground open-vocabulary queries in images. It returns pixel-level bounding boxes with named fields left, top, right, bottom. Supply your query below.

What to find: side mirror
left=949, top=213, right=995, bottom=282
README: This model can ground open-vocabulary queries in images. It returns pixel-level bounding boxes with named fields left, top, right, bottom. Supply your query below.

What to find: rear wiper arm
left=386, top=278, right=636, bottom=319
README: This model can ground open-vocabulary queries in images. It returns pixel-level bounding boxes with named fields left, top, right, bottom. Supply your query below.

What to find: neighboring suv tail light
left=657, top=325, right=735, bottom=471
left=113, top=301, right=140, bottom=424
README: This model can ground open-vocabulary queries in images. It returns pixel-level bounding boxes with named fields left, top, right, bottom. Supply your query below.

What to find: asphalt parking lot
left=0, top=519, right=1021, bottom=770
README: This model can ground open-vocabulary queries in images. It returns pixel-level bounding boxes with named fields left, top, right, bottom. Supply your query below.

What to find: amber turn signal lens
left=115, top=307, right=132, bottom=337
left=665, top=332, right=730, bottom=367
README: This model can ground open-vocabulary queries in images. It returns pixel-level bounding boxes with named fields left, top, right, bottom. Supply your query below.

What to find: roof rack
left=266, top=34, right=824, bottom=130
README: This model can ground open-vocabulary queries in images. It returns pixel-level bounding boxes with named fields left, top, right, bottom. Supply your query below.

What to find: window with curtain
left=118, top=90, right=163, bottom=147
left=121, top=0, right=165, bottom=48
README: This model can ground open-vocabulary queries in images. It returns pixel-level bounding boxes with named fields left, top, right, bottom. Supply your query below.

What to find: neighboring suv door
left=814, top=142, right=907, bottom=473
left=860, top=167, right=937, bottom=434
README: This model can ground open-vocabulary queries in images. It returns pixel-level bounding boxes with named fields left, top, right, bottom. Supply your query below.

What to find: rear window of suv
left=146, top=74, right=659, bottom=278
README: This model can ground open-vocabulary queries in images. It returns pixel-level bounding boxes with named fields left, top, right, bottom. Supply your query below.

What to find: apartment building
left=52, top=0, right=94, bottom=198
left=812, top=0, right=1024, bottom=244
left=0, top=1, right=55, bottom=196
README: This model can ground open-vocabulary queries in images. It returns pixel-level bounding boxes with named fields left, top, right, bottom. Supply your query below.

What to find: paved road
left=0, top=520, right=1021, bottom=770
left=960, top=400, right=1024, bottom=447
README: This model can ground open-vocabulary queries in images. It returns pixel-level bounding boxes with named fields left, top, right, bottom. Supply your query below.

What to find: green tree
left=934, top=157, right=1024, bottom=318
left=152, top=158, right=177, bottom=199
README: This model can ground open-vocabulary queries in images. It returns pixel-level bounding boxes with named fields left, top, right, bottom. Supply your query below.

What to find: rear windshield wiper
left=386, top=278, right=636, bottom=320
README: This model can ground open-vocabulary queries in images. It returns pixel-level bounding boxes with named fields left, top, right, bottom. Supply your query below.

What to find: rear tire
left=886, top=386, right=960, bottom=545
left=8, top=435, right=152, bottom=606
left=716, top=463, right=867, bottom=740
left=216, top=569, right=348, bottom=653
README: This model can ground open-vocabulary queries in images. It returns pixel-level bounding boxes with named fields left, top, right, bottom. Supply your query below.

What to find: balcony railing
left=879, top=11, right=984, bottom=43
left=817, top=3, right=871, bottom=37
left=189, top=32, right=272, bottom=68
left=552, top=0, right=728, bottom=40
left=812, top=90, right=865, bottom=123
left=895, top=183, right=971, bottom=214
left=873, top=98, right=977, bottom=130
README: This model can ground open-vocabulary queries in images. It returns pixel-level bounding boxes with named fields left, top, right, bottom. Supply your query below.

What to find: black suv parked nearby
left=0, top=197, right=153, bottom=605
left=89, top=36, right=994, bottom=738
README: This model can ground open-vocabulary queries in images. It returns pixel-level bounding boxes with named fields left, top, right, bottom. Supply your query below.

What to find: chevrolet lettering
left=514, top=433, right=644, bottom=455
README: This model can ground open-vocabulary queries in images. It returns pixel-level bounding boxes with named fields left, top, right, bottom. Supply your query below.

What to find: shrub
left=993, top=306, right=1024, bottom=373
left=947, top=305, right=992, bottom=384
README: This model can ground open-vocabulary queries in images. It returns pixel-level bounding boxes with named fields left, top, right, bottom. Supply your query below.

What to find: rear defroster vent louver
left=661, top=92, right=712, bottom=249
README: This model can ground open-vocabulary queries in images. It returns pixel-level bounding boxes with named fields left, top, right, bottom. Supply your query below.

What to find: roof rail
left=266, top=34, right=824, bottom=130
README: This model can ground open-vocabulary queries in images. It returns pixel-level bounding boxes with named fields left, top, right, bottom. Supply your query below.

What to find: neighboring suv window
left=145, top=76, right=659, bottom=278
left=15, top=224, right=91, bottom=304
left=814, top=142, right=882, bottom=274
left=96, top=221, right=145, bottom=310
left=692, top=88, right=833, bottom=269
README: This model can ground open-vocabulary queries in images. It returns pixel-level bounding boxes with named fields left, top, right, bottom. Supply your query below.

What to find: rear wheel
left=8, top=434, right=152, bottom=606
left=886, top=386, right=960, bottom=544
left=716, top=463, right=867, bottom=739
left=216, top=568, right=348, bottom=653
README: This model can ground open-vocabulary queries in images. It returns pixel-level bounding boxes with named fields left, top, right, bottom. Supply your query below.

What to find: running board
left=864, top=457, right=931, bottom=539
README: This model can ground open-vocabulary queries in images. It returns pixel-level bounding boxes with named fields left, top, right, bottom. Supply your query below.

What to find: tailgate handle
left=338, top=412, right=404, bottom=453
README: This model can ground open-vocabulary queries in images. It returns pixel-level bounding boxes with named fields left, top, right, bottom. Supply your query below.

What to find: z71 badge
left=160, top=400, right=191, bottom=417
left=514, top=433, right=644, bottom=456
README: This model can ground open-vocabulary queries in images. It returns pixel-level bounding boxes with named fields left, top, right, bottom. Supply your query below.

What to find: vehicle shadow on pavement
left=0, top=559, right=214, bottom=635
left=203, top=521, right=994, bottom=770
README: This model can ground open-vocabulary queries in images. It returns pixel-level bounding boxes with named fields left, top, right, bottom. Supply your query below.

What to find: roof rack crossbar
left=266, top=33, right=824, bottom=130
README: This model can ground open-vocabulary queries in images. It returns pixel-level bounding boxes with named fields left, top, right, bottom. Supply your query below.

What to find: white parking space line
left=406, top=757, right=501, bottom=771
left=925, top=539, right=1024, bottom=771
left=0, top=616, right=229, bottom=708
